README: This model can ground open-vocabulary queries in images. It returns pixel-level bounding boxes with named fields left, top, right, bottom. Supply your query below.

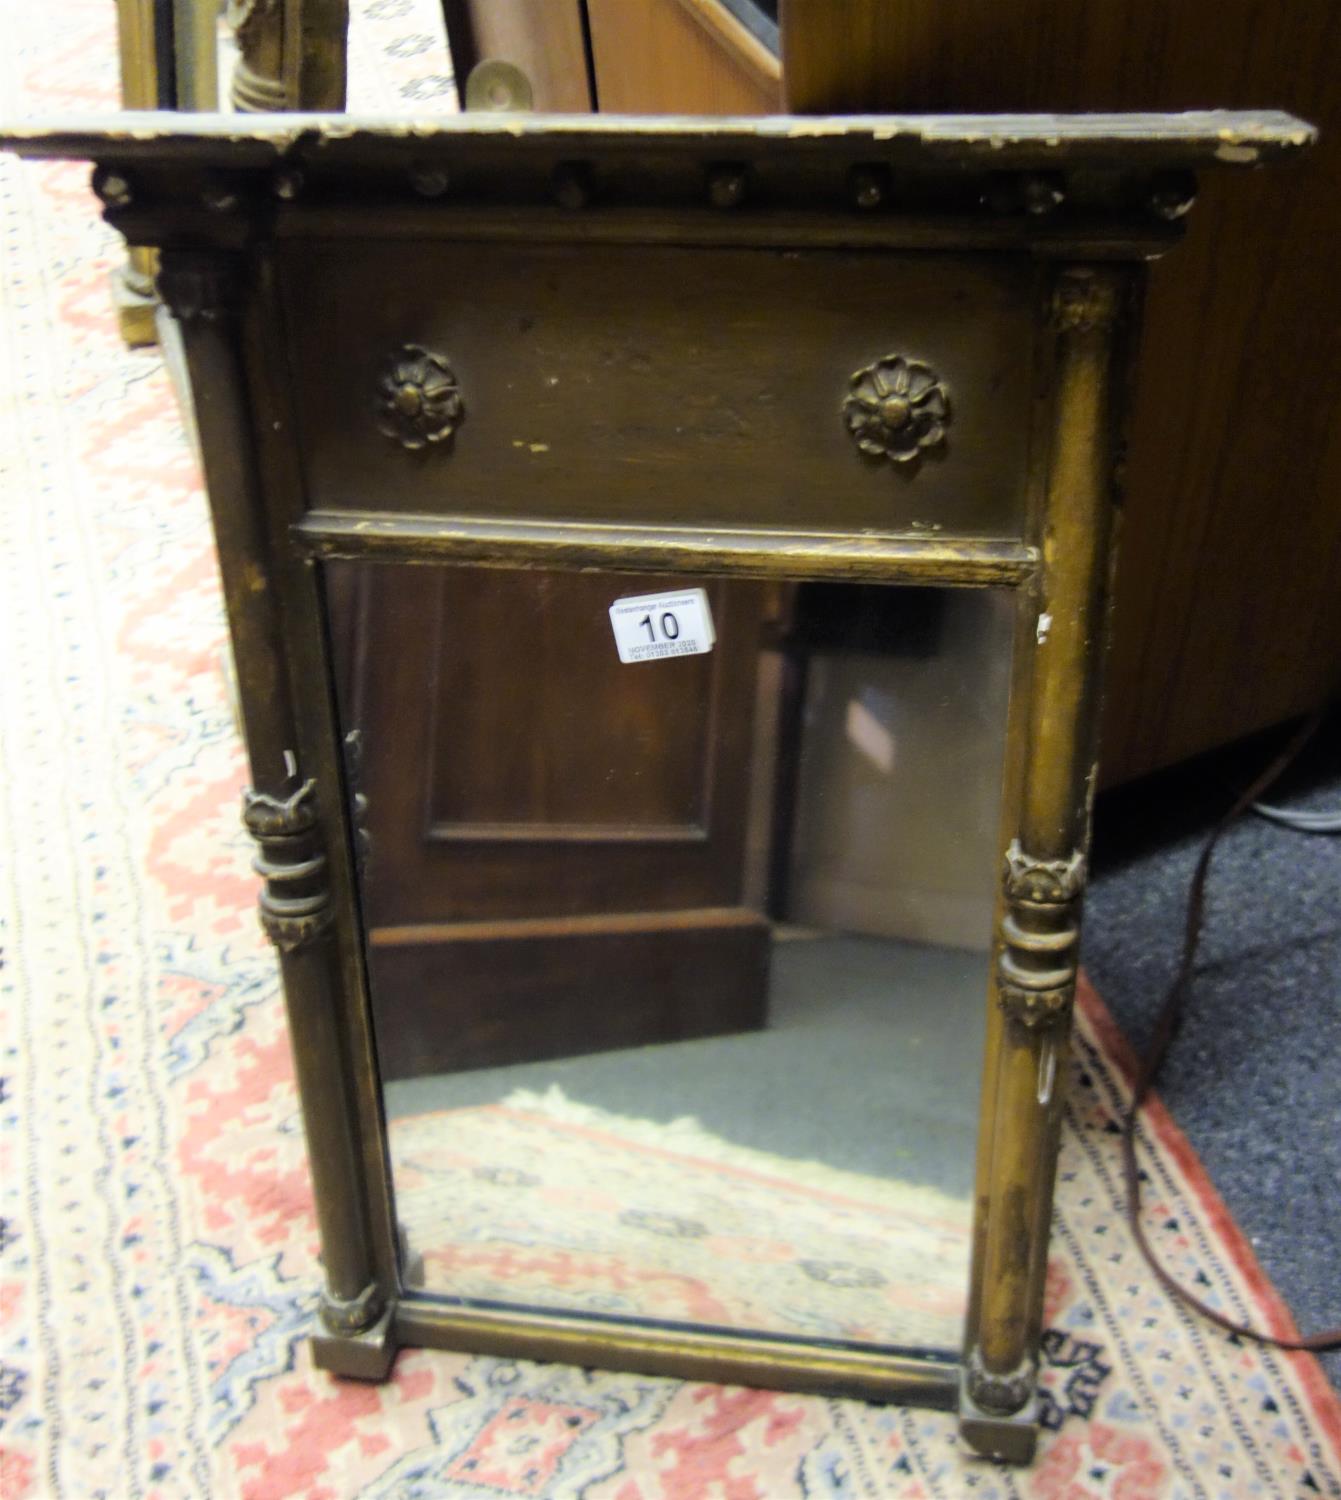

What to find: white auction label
left=608, top=588, right=716, bottom=664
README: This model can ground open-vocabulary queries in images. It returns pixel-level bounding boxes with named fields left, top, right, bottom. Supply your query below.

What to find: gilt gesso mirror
left=1, top=107, right=1311, bottom=1463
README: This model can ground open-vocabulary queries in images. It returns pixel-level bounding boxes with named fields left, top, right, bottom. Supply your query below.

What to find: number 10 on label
left=608, top=588, right=716, bottom=664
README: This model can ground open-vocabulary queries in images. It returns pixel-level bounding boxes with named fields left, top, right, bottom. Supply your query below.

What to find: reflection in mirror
left=326, top=562, right=1013, bottom=1356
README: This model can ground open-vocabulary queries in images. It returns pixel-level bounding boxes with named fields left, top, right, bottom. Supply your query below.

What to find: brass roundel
left=843, top=354, right=949, bottom=464
left=377, top=344, right=464, bottom=452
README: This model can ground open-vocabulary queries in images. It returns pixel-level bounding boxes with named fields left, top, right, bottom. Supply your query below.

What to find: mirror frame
left=2, top=108, right=1312, bottom=1463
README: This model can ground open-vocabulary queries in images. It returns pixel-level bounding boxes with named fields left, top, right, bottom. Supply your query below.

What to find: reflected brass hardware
left=377, top=345, right=464, bottom=452
left=844, top=355, right=950, bottom=464
left=464, top=58, right=534, bottom=113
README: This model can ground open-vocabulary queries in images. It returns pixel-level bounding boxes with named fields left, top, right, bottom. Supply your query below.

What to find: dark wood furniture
left=329, top=562, right=772, bottom=1078
left=4, top=107, right=1310, bottom=1464
left=439, top=0, right=1340, bottom=783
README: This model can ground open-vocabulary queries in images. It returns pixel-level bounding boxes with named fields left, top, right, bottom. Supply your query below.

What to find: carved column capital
left=157, top=251, right=248, bottom=324
left=1051, top=269, right=1121, bottom=334
left=1003, top=840, right=1086, bottom=903
left=997, top=841, right=1086, bottom=1034
left=243, top=779, right=320, bottom=837
left=242, top=779, right=333, bottom=953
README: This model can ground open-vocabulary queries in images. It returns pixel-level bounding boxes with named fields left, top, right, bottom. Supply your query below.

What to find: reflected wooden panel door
left=329, top=563, right=773, bottom=1079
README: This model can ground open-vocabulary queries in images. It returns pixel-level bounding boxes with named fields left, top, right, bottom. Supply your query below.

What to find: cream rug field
left=3, top=0, right=1341, bottom=1495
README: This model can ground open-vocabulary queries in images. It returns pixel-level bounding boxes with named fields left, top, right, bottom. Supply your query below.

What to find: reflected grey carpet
left=1085, top=717, right=1341, bottom=1386
left=384, top=933, right=988, bottom=1200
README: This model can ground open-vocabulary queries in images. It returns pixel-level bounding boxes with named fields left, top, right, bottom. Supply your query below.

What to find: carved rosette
left=965, top=1348, right=1036, bottom=1416
left=377, top=345, right=464, bottom=452
left=241, top=779, right=333, bottom=954
left=997, top=840, right=1086, bottom=1034
left=319, top=1279, right=384, bottom=1337
left=843, top=355, right=949, bottom=464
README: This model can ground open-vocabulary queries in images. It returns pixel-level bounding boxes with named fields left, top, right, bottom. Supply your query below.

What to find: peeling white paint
left=1036, top=611, right=1053, bottom=645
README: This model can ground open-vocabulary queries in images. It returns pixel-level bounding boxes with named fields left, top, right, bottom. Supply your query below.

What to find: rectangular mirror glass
left=326, top=561, right=1013, bottom=1358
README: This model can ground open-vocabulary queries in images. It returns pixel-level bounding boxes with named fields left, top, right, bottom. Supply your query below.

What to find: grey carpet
left=1084, top=716, right=1341, bottom=1386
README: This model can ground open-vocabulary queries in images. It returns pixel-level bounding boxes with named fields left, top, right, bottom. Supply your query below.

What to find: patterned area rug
left=4, top=1, right=1341, bottom=1496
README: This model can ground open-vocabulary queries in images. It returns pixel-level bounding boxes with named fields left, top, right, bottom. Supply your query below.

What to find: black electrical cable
left=1120, top=707, right=1341, bottom=1352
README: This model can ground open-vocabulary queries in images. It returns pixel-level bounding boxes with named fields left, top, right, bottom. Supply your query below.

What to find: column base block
left=958, top=1376, right=1039, bottom=1464
left=311, top=1303, right=399, bottom=1381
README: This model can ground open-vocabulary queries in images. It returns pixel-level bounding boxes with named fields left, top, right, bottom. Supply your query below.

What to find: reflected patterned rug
left=5, top=0, right=1341, bottom=1497
left=391, top=1085, right=971, bottom=1349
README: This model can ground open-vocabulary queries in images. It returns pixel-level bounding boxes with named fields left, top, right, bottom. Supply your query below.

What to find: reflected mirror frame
left=8, top=108, right=1312, bottom=1466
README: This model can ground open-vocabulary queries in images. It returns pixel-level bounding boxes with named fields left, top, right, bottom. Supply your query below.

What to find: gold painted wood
left=296, top=509, right=1037, bottom=586
left=961, top=265, right=1132, bottom=1460
left=3, top=108, right=1313, bottom=164
left=155, top=247, right=392, bottom=1355
left=172, top=0, right=220, bottom=111
left=396, top=1299, right=959, bottom=1407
